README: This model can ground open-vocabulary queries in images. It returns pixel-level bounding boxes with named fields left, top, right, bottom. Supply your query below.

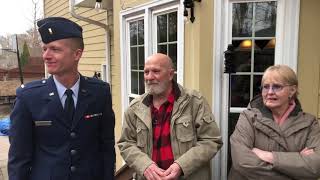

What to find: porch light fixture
left=95, top=0, right=102, bottom=10
left=183, top=0, right=201, bottom=23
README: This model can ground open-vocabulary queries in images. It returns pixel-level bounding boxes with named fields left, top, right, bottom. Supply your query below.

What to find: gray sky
left=0, top=0, right=43, bottom=36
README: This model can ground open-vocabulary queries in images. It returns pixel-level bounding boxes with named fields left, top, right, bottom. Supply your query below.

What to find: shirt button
left=70, top=132, right=76, bottom=138
left=70, top=166, right=76, bottom=172
left=70, top=149, right=77, bottom=155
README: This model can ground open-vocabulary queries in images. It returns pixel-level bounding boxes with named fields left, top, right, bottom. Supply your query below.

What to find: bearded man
left=118, top=53, right=222, bottom=180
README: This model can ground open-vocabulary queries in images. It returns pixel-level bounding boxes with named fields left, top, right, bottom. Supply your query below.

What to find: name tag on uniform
left=34, top=121, right=52, bottom=126
left=84, top=113, right=102, bottom=120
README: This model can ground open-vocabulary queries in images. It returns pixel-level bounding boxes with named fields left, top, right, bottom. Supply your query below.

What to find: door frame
left=212, top=0, right=300, bottom=179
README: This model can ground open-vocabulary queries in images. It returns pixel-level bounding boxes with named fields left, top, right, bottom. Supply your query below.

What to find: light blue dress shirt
left=53, top=75, right=80, bottom=109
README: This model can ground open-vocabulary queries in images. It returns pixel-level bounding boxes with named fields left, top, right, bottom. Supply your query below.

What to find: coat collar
left=249, top=95, right=312, bottom=150
left=132, top=81, right=188, bottom=130
left=141, top=80, right=181, bottom=106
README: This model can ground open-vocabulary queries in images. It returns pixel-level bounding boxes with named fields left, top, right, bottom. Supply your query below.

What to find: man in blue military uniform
left=8, top=17, right=115, bottom=180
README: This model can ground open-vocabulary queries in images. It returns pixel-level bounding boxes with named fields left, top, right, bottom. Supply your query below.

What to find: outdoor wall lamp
left=183, top=0, right=201, bottom=23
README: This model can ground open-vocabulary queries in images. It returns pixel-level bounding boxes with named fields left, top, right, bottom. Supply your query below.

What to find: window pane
left=254, top=39, right=275, bottom=72
left=168, top=12, right=177, bottom=42
left=231, top=75, right=250, bottom=107
left=128, top=19, right=145, bottom=97
left=168, top=44, right=177, bottom=70
left=139, top=72, right=145, bottom=94
left=158, top=45, right=167, bottom=54
left=157, top=14, right=168, bottom=43
left=255, top=2, right=277, bottom=37
left=129, top=22, right=137, bottom=45
left=232, top=3, right=253, bottom=37
left=130, top=47, right=138, bottom=69
left=130, top=47, right=138, bottom=70
left=253, top=75, right=262, bottom=97
left=131, top=72, right=138, bottom=94
left=138, top=20, right=144, bottom=45
left=139, top=47, right=145, bottom=70
left=232, top=40, right=252, bottom=72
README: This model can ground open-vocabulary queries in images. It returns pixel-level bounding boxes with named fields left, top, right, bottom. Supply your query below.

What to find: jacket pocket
left=175, top=117, right=195, bottom=156
left=203, top=116, right=214, bottom=124
left=175, top=118, right=195, bottom=142
left=136, top=121, right=148, bottom=148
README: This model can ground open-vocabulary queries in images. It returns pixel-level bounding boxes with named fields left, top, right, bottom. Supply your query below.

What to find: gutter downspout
left=69, top=0, right=111, bottom=85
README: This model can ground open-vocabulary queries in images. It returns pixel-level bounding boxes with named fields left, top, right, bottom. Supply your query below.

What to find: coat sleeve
left=101, top=84, right=116, bottom=180
left=117, top=108, right=154, bottom=176
left=230, top=112, right=291, bottom=179
left=272, top=117, right=320, bottom=179
left=174, top=96, right=223, bottom=177
left=8, top=91, right=33, bottom=180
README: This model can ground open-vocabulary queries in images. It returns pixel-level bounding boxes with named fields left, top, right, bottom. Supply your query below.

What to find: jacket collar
left=249, top=95, right=312, bottom=151
left=142, top=80, right=181, bottom=107
left=249, top=95, right=302, bottom=119
left=132, top=81, right=188, bottom=130
left=43, top=75, right=91, bottom=129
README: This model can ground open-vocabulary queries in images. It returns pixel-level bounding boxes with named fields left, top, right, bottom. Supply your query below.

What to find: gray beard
left=145, top=81, right=169, bottom=96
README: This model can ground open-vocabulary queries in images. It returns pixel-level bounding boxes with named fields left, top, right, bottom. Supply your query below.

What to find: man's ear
left=74, top=49, right=83, bottom=62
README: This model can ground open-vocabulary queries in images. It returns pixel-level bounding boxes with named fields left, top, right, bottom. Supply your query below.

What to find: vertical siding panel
left=298, top=0, right=320, bottom=117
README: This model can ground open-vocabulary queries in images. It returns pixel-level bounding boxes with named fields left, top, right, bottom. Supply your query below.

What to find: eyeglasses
left=260, top=84, right=290, bottom=93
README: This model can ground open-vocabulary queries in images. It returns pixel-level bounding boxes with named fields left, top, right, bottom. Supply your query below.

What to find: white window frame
left=126, top=16, right=145, bottom=103
left=152, top=6, right=182, bottom=82
left=101, top=64, right=107, bottom=82
left=213, top=0, right=300, bottom=180
left=120, top=0, right=184, bottom=112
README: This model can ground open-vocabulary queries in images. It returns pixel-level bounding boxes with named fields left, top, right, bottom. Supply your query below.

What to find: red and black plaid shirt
left=150, top=90, right=175, bottom=170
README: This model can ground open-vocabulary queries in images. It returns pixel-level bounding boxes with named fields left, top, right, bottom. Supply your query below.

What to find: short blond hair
left=262, top=65, right=298, bottom=98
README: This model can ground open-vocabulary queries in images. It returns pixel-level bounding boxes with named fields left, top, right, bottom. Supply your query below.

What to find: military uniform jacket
left=8, top=75, right=115, bottom=180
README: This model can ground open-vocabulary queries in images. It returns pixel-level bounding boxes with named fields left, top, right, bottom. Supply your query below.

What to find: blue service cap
left=37, top=17, right=83, bottom=44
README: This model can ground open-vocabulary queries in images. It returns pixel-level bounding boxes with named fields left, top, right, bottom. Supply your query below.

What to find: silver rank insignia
left=48, top=28, right=53, bottom=34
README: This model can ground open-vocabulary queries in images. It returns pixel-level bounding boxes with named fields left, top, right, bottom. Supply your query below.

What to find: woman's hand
left=300, top=147, right=314, bottom=156
left=252, top=148, right=274, bottom=164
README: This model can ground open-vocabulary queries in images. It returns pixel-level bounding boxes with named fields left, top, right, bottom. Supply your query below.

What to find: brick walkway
left=0, top=136, right=9, bottom=180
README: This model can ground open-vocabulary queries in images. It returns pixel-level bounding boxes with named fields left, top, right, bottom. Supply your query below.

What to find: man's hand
left=143, top=163, right=166, bottom=180
left=300, top=147, right=314, bottom=156
left=252, top=148, right=274, bottom=164
left=162, top=163, right=182, bottom=180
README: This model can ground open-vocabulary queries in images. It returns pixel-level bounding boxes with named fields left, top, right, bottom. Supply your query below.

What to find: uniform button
left=70, top=149, right=77, bottom=155
left=70, top=166, right=76, bottom=172
left=70, top=132, right=76, bottom=138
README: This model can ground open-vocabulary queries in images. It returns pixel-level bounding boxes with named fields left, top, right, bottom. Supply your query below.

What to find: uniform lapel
left=71, top=76, right=90, bottom=129
left=43, top=76, right=69, bottom=128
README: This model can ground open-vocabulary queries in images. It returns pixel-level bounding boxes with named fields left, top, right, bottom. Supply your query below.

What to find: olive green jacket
left=118, top=83, right=222, bottom=180
left=229, top=96, right=320, bottom=180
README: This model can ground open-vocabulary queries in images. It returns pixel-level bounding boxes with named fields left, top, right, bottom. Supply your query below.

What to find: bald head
left=145, top=53, right=174, bottom=70
left=144, top=53, right=175, bottom=96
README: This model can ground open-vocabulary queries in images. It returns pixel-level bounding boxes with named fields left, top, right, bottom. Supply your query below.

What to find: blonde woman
left=229, top=65, right=320, bottom=180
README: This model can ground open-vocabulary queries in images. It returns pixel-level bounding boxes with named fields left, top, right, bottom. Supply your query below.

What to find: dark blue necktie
left=64, top=89, right=75, bottom=123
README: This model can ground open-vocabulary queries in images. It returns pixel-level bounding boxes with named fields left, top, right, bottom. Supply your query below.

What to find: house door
left=212, top=0, right=301, bottom=179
